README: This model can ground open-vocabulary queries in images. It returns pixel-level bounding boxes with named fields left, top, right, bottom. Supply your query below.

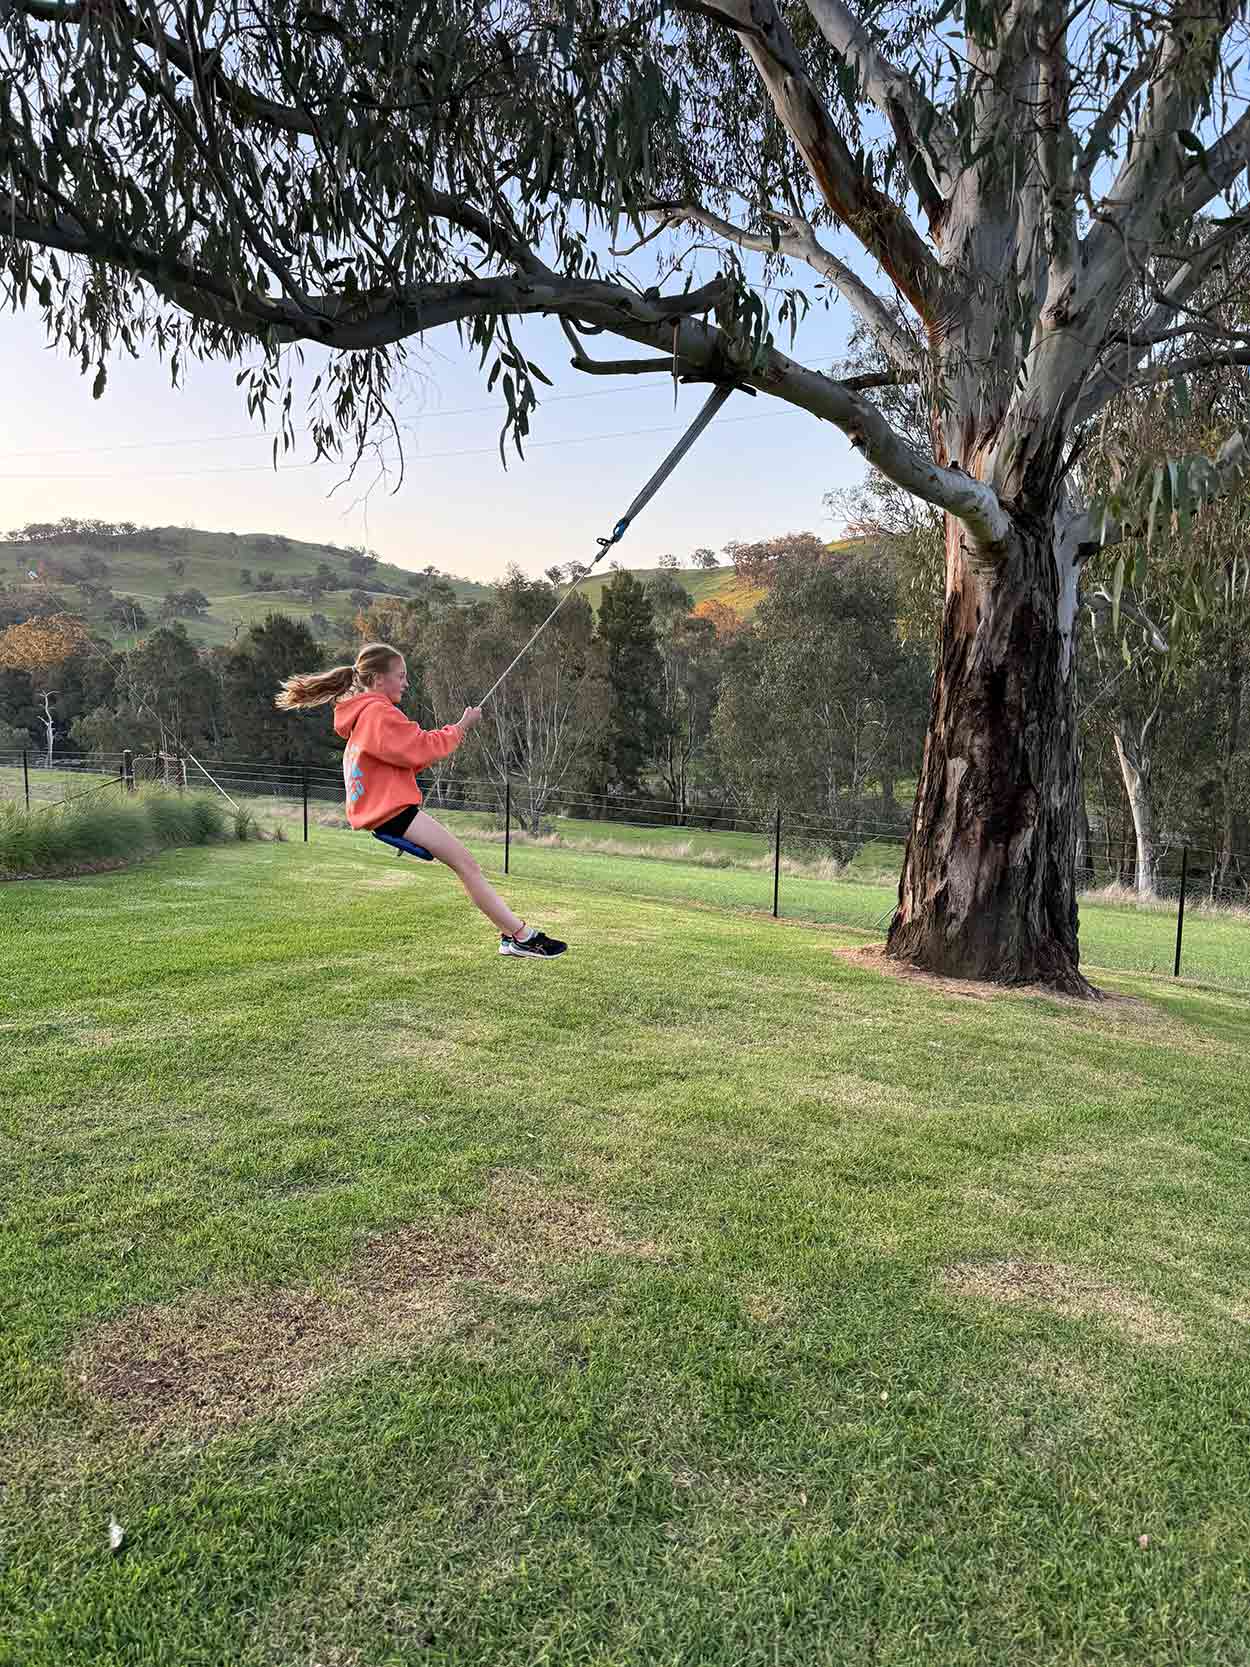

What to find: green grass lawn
left=4, top=836, right=1250, bottom=1664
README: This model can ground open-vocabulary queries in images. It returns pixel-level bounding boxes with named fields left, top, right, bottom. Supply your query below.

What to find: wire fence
left=3, top=748, right=1248, bottom=990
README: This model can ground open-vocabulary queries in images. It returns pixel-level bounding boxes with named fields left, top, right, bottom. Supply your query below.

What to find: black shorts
left=373, top=804, right=421, bottom=839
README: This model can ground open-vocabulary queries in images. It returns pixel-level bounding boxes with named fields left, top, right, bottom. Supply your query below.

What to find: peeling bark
left=887, top=508, right=1095, bottom=995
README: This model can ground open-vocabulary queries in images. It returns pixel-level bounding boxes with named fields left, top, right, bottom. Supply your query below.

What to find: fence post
left=505, top=776, right=511, bottom=876
left=1173, top=845, right=1189, bottom=978
left=122, top=748, right=134, bottom=793
left=22, top=749, right=30, bottom=812
left=773, top=805, right=782, bottom=919
left=302, top=764, right=309, bottom=844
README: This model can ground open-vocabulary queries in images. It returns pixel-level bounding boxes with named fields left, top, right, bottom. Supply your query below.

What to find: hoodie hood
left=333, top=689, right=391, bottom=740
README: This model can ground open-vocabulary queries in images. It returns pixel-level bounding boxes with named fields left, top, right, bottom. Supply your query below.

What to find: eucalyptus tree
left=5, top=0, right=1250, bottom=989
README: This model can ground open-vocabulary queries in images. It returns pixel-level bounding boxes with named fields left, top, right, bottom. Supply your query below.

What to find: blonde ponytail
left=274, top=642, right=403, bottom=711
left=274, top=664, right=356, bottom=710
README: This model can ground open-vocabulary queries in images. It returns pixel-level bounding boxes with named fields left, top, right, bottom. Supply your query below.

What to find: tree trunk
left=1111, top=720, right=1158, bottom=898
left=887, top=512, right=1094, bottom=996
left=1074, top=751, right=1094, bottom=892
left=1217, top=636, right=1243, bottom=895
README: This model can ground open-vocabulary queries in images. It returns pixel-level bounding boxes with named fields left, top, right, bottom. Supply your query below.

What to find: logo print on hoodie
left=344, top=742, right=365, bottom=806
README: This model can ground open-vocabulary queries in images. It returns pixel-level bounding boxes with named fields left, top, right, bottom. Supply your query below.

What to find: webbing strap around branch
left=612, top=381, right=735, bottom=541
left=475, top=382, right=736, bottom=711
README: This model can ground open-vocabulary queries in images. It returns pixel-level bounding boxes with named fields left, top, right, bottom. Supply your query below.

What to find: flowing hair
left=274, top=641, right=402, bottom=711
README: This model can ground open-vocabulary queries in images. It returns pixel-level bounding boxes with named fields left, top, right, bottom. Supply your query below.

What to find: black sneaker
left=499, top=929, right=567, bottom=958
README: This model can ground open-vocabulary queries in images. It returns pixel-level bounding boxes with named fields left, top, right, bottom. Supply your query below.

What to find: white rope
left=184, top=747, right=241, bottom=809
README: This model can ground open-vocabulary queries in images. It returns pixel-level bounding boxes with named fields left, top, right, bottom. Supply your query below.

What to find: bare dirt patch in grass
left=831, top=944, right=1130, bottom=1005
left=942, top=1258, right=1184, bottom=1344
left=740, top=1284, right=795, bottom=1327
left=72, top=1172, right=660, bottom=1439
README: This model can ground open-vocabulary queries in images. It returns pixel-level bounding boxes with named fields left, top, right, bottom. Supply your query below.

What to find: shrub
left=1, top=788, right=237, bottom=878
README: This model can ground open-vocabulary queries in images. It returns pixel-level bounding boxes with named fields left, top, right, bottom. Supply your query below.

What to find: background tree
left=105, top=597, right=149, bottom=633
left=693, top=599, right=745, bottom=643
left=81, top=623, right=220, bottom=757
left=7, top=0, right=1250, bottom=986
left=70, top=701, right=156, bottom=755
left=158, top=588, right=211, bottom=621
left=229, top=614, right=334, bottom=766
left=643, top=570, right=721, bottom=819
left=594, top=569, right=664, bottom=802
left=416, top=602, right=485, bottom=808
left=352, top=596, right=433, bottom=720
left=1075, top=339, right=1250, bottom=897
left=727, top=534, right=832, bottom=593
left=715, top=545, right=928, bottom=855
left=0, top=665, right=39, bottom=752
left=0, top=614, right=93, bottom=676
left=436, top=570, right=606, bottom=832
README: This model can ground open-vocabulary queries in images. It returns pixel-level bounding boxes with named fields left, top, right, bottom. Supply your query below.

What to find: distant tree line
left=3, top=517, right=145, bottom=545
left=3, top=512, right=1248, bottom=893
left=0, top=538, right=936, bottom=854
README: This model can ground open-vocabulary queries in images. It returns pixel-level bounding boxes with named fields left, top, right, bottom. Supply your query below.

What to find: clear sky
left=0, top=293, right=866, bottom=585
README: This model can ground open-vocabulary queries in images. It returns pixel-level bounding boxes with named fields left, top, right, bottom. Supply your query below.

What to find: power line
left=2, top=379, right=672, bottom=458
left=0, top=404, right=812, bottom=482
left=0, top=345, right=848, bottom=462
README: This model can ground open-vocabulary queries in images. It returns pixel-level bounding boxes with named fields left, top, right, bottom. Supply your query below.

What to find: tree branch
left=720, top=337, right=1010, bottom=549
left=1093, top=346, right=1250, bottom=405
left=644, top=199, right=926, bottom=376
left=1074, top=215, right=1250, bottom=422
left=7, top=208, right=730, bottom=347
left=800, top=0, right=960, bottom=199
left=15, top=0, right=318, bottom=137
left=20, top=193, right=999, bottom=546
left=669, top=0, right=946, bottom=322
left=1175, top=108, right=1250, bottom=224
left=1086, top=0, right=1243, bottom=271
left=1084, top=585, right=1168, bottom=652
left=1073, top=54, right=1154, bottom=201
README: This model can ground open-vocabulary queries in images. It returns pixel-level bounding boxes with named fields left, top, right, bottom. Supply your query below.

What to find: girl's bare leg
left=403, top=809, right=526, bottom=935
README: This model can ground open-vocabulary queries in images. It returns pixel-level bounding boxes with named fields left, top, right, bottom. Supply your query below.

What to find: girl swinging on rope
left=275, top=642, right=567, bottom=959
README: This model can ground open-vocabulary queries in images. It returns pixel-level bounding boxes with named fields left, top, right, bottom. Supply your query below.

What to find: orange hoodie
left=332, top=691, right=465, bottom=829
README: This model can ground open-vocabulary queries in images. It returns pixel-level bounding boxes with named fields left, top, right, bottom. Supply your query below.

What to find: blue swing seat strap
left=372, top=831, right=434, bottom=861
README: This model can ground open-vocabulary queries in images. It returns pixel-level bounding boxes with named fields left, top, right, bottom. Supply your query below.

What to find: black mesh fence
left=2, top=748, right=1247, bottom=988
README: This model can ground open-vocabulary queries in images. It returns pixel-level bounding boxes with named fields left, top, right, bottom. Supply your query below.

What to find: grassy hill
left=3, top=525, right=869, bottom=649
left=2, top=526, right=493, bottom=647
left=574, top=563, right=765, bottom=619
left=574, top=536, right=871, bottom=621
